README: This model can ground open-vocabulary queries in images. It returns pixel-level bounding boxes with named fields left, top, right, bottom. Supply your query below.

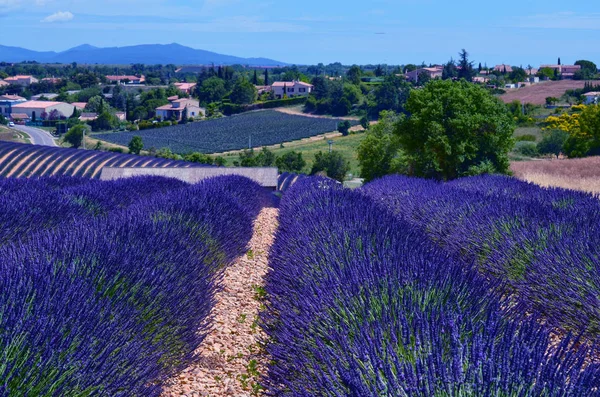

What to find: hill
left=500, top=80, right=587, bottom=105
left=0, top=43, right=287, bottom=66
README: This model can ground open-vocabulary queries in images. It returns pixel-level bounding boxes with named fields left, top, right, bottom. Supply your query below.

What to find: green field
left=222, top=132, right=366, bottom=177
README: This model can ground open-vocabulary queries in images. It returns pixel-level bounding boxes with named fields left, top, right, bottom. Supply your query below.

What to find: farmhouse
left=271, top=81, right=313, bottom=99
left=174, top=82, right=197, bottom=95
left=405, top=67, right=443, bottom=83
left=0, top=80, right=8, bottom=88
left=79, top=112, right=98, bottom=122
left=0, top=95, right=27, bottom=117
left=9, top=113, right=30, bottom=122
left=583, top=92, right=600, bottom=105
left=105, top=75, right=145, bottom=85
left=72, top=102, right=87, bottom=110
left=11, top=101, right=75, bottom=120
left=4, top=75, right=39, bottom=86
left=494, top=64, right=513, bottom=73
left=156, top=97, right=204, bottom=121
left=255, top=85, right=272, bottom=95
left=539, top=64, right=581, bottom=79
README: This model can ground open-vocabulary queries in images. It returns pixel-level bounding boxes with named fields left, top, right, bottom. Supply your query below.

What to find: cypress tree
left=265, top=69, right=269, bottom=85
left=558, top=57, right=561, bottom=65
left=253, top=70, right=258, bottom=85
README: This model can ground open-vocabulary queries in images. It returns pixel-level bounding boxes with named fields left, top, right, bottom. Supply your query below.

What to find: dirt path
left=162, top=207, right=279, bottom=397
left=273, top=105, right=359, bottom=121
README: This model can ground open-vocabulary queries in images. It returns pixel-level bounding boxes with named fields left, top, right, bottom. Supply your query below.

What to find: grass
left=514, top=126, right=544, bottom=142
left=221, top=132, right=365, bottom=177
left=511, top=156, right=600, bottom=195
left=0, top=125, right=31, bottom=144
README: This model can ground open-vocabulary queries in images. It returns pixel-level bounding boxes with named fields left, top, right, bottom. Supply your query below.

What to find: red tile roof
left=10, top=113, right=29, bottom=119
left=72, top=102, right=87, bottom=109
left=13, top=101, right=64, bottom=109
left=0, top=95, right=26, bottom=101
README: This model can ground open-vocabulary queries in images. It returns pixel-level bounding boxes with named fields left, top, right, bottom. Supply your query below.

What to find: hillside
left=0, top=43, right=287, bottom=66
left=500, top=80, right=587, bottom=105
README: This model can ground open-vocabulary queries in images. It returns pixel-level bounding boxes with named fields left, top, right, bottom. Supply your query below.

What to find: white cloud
left=42, top=10, right=73, bottom=23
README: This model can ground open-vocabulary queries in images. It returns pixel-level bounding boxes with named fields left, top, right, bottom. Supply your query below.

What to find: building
left=105, top=75, right=145, bottom=85
left=115, top=112, right=127, bottom=121
left=155, top=97, right=204, bottom=121
left=3, top=75, right=39, bottom=86
left=255, top=85, right=272, bottom=95
left=9, top=113, right=30, bottom=123
left=72, top=102, right=87, bottom=110
left=405, top=67, right=443, bottom=83
left=271, top=81, right=314, bottom=99
left=494, top=64, right=513, bottom=73
left=11, top=101, right=75, bottom=120
left=41, top=77, right=62, bottom=84
left=174, top=82, right=197, bottom=95
left=79, top=112, right=98, bottom=122
left=31, top=93, right=59, bottom=101
left=0, top=95, right=27, bottom=117
left=0, top=80, right=8, bottom=88
left=583, top=92, right=600, bottom=105
left=539, top=64, right=581, bottom=79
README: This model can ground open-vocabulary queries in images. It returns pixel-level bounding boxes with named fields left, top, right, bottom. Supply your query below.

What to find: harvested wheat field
left=511, top=157, right=600, bottom=194
left=500, top=80, right=587, bottom=105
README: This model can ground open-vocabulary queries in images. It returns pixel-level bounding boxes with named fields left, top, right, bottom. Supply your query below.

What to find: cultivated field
left=511, top=156, right=600, bottom=194
left=500, top=80, right=587, bottom=105
left=95, top=110, right=357, bottom=154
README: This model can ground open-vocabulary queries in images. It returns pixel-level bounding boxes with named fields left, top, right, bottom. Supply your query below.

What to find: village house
left=405, top=67, right=443, bottom=83
left=493, top=64, right=513, bottom=73
left=155, top=97, right=204, bottom=121
left=0, top=95, right=27, bottom=117
left=11, top=101, right=75, bottom=120
left=79, top=113, right=98, bottom=122
left=72, top=102, right=87, bottom=110
left=31, top=93, right=59, bottom=101
left=539, top=64, right=581, bottom=79
left=174, top=82, right=197, bottom=95
left=0, top=80, right=9, bottom=88
left=271, top=81, right=314, bottom=99
left=4, top=75, right=39, bottom=86
left=105, top=75, right=146, bottom=85
left=255, top=85, right=272, bottom=95
left=41, top=77, right=62, bottom=84
left=583, top=92, right=600, bottom=105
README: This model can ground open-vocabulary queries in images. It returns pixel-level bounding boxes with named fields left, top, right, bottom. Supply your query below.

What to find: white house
left=156, top=97, right=204, bottom=121
left=11, top=101, right=75, bottom=120
left=271, top=81, right=314, bottom=99
left=583, top=92, right=600, bottom=105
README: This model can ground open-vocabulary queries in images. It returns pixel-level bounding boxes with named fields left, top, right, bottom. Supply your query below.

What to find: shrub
left=514, top=141, right=539, bottom=157
left=515, top=134, right=537, bottom=142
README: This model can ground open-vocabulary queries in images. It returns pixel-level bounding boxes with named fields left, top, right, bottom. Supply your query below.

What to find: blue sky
left=1, top=0, right=599, bottom=66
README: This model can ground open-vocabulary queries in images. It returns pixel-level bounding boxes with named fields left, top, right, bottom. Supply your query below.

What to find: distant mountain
left=0, top=43, right=287, bottom=66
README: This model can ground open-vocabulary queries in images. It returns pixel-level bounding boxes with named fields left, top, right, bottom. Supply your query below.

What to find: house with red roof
left=4, top=75, right=39, bottom=86
left=155, top=97, right=204, bottom=121
left=11, top=101, right=75, bottom=120
left=539, top=64, right=581, bottom=79
left=494, top=64, right=513, bottom=74
left=174, top=82, right=197, bottom=95
left=405, top=67, right=443, bottom=83
left=271, top=81, right=313, bottom=99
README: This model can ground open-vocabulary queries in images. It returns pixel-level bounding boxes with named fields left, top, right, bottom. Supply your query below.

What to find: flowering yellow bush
left=543, top=112, right=583, bottom=136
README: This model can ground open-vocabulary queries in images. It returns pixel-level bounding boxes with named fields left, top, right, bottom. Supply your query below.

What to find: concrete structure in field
left=271, top=81, right=313, bottom=99
left=11, top=101, right=75, bottom=120
left=100, top=167, right=279, bottom=189
left=0, top=95, right=27, bottom=117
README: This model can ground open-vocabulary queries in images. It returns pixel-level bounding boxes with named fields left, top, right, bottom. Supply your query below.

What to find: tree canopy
left=310, top=151, right=349, bottom=182
left=230, top=78, right=257, bottom=105
left=128, top=136, right=143, bottom=155
left=64, top=125, right=86, bottom=149
left=395, top=79, right=515, bottom=180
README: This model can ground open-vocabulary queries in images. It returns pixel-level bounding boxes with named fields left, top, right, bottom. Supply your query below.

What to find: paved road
left=14, top=125, right=58, bottom=147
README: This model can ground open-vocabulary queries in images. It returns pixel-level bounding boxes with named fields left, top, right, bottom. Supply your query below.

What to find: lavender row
left=362, top=175, right=600, bottom=337
left=262, top=177, right=599, bottom=396
left=0, top=176, right=268, bottom=396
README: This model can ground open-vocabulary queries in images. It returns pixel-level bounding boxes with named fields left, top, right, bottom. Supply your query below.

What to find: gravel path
left=162, top=207, right=279, bottom=397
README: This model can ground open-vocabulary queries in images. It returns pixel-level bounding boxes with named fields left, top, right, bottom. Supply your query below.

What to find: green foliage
left=514, top=141, right=539, bottom=157
left=537, top=67, right=556, bottom=80
left=515, top=134, right=537, bottom=142
left=128, top=136, right=143, bottom=155
left=337, top=120, right=352, bottom=136
left=275, top=151, right=306, bottom=173
left=64, top=125, right=86, bottom=149
left=346, top=65, right=362, bottom=85
left=395, top=79, right=515, bottom=180
left=197, top=77, right=227, bottom=104
left=237, top=147, right=276, bottom=167
left=230, top=78, right=258, bottom=105
left=537, top=129, right=568, bottom=157
left=359, top=116, right=369, bottom=130
left=357, top=111, right=406, bottom=182
left=545, top=97, right=559, bottom=106
left=508, top=67, right=528, bottom=83
left=563, top=105, right=600, bottom=157
left=310, top=151, right=350, bottom=182
left=457, top=49, right=475, bottom=82
left=90, top=111, right=118, bottom=132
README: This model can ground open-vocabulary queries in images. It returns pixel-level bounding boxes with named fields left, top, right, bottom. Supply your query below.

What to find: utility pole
left=248, top=135, right=252, bottom=149
left=328, top=140, right=334, bottom=153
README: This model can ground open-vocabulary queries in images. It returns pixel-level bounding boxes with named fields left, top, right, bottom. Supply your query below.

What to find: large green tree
left=275, top=151, right=306, bottom=173
left=197, top=77, right=227, bottom=104
left=357, top=111, right=406, bottom=182
left=63, top=125, right=86, bottom=148
left=310, top=151, right=350, bottom=182
left=457, top=49, right=475, bottom=82
left=395, top=79, right=515, bottom=180
left=128, top=136, right=143, bottom=154
left=230, top=78, right=258, bottom=105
